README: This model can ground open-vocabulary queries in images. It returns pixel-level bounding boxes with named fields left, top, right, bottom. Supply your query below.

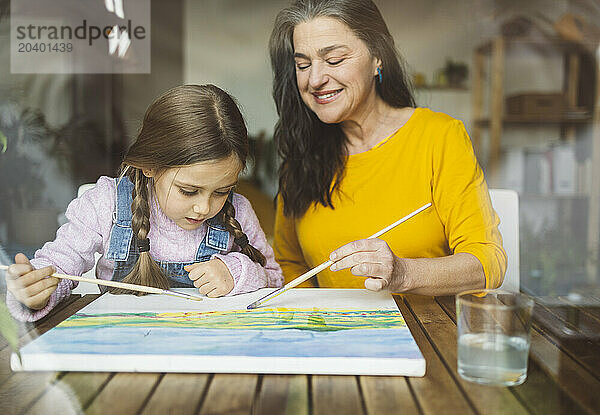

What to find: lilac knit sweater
left=6, top=176, right=283, bottom=321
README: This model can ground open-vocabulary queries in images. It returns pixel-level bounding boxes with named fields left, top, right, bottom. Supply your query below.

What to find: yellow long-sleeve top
left=274, top=108, right=507, bottom=289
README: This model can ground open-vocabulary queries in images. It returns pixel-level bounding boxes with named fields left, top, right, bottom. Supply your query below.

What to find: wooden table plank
left=0, top=372, right=61, bottom=414
left=0, top=347, right=15, bottom=386
left=515, top=360, right=591, bottom=415
left=528, top=327, right=600, bottom=414
left=85, top=373, right=161, bottom=415
left=1, top=292, right=598, bottom=414
left=437, top=296, right=600, bottom=415
left=25, top=372, right=112, bottom=415
left=255, top=375, right=308, bottom=415
left=198, top=374, right=258, bottom=415
left=394, top=296, right=475, bottom=415
left=360, top=376, right=419, bottom=415
left=140, top=373, right=210, bottom=415
left=312, top=375, right=364, bottom=415
left=557, top=295, right=600, bottom=324
left=533, top=302, right=600, bottom=379
left=0, top=295, right=100, bottom=408
left=405, top=295, right=528, bottom=415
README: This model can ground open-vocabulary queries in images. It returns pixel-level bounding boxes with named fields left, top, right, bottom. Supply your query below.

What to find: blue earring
left=377, top=67, right=383, bottom=84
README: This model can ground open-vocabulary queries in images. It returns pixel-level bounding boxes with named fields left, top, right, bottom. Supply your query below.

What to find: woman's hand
left=6, top=253, right=59, bottom=310
left=329, top=239, right=408, bottom=292
left=185, top=258, right=234, bottom=297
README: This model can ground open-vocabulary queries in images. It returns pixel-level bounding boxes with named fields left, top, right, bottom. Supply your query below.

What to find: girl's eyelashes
left=178, top=187, right=233, bottom=197
left=178, top=188, right=198, bottom=196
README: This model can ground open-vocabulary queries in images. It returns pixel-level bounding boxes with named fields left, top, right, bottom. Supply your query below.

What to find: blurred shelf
left=476, top=36, right=588, bottom=53
left=415, top=85, right=469, bottom=91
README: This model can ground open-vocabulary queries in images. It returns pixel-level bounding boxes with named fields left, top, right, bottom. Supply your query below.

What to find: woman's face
left=145, top=153, right=242, bottom=230
left=293, top=17, right=380, bottom=125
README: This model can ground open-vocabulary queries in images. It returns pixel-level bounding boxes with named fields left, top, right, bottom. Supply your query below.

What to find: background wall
left=1, top=0, right=598, bottom=296
left=183, top=0, right=570, bottom=138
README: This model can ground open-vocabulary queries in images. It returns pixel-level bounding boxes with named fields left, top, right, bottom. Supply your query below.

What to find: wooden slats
left=405, top=295, right=528, bottom=415
left=140, top=373, right=210, bottom=415
left=312, top=375, right=363, bottom=415
left=1, top=294, right=598, bottom=414
left=528, top=328, right=600, bottom=414
left=394, top=296, right=475, bottom=414
left=558, top=295, right=600, bottom=324
left=533, top=302, right=600, bottom=378
left=25, top=372, right=113, bottom=414
left=0, top=295, right=101, bottom=411
left=0, top=347, right=15, bottom=386
left=437, top=296, right=600, bottom=415
left=255, top=375, right=308, bottom=415
left=85, top=373, right=161, bottom=415
left=515, top=360, right=591, bottom=415
left=198, top=374, right=258, bottom=415
left=360, top=376, right=419, bottom=415
left=0, top=372, right=60, bottom=414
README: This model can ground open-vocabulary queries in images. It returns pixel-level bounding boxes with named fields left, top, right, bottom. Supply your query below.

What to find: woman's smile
left=312, top=89, right=343, bottom=104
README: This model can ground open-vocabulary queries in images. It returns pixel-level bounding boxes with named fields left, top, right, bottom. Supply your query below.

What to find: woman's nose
left=308, top=62, right=328, bottom=89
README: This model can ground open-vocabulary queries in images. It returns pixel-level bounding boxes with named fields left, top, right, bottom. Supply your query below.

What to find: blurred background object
left=0, top=0, right=599, bottom=300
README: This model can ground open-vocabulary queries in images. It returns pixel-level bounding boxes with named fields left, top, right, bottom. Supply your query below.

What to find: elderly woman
left=270, top=0, right=506, bottom=295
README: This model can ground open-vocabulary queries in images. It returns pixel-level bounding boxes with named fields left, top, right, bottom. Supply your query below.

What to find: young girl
left=5, top=84, right=283, bottom=322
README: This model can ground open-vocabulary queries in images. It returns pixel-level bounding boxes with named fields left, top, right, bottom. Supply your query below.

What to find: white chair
left=489, top=189, right=520, bottom=292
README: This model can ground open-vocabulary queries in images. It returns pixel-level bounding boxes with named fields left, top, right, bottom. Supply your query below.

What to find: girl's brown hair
left=110, top=84, right=266, bottom=295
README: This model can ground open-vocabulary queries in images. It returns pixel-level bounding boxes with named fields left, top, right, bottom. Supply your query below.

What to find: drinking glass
left=456, top=289, right=534, bottom=386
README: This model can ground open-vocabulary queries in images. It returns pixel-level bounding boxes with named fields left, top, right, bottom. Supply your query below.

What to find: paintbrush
left=247, top=202, right=432, bottom=310
left=0, top=265, right=203, bottom=301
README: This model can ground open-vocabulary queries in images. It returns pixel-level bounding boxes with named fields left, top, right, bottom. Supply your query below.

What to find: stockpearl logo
left=11, top=0, right=150, bottom=74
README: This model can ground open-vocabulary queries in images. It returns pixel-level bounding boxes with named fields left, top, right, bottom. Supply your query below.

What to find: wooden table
left=0, top=293, right=598, bottom=414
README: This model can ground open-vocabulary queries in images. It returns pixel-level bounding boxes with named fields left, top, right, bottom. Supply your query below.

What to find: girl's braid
left=220, top=198, right=266, bottom=266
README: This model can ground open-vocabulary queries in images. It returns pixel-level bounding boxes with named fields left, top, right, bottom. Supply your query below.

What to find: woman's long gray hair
left=270, top=0, right=415, bottom=217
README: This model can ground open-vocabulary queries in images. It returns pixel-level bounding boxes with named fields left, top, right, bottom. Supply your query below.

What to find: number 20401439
left=17, top=43, right=73, bottom=53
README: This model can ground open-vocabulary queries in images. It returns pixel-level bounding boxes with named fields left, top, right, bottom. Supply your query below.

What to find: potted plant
left=0, top=105, right=61, bottom=247
left=443, top=58, right=469, bottom=88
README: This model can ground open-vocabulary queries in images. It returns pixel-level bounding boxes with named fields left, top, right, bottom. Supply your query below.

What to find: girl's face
left=293, top=17, right=380, bottom=125
left=145, top=153, right=243, bottom=230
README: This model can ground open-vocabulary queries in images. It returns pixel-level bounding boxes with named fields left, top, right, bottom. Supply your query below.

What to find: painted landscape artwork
left=12, top=289, right=425, bottom=376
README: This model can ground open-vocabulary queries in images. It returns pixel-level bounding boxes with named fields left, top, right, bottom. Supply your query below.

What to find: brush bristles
left=109, top=252, right=171, bottom=295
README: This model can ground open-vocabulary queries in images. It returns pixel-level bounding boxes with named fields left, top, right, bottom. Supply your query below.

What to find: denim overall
left=105, top=177, right=231, bottom=287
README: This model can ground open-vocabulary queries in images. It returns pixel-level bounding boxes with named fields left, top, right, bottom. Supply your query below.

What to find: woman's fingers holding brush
left=329, top=239, right=394, bottom=275
left=329, top=239, right=408, bottom=291
left=6, top=253, right=59, bottom=310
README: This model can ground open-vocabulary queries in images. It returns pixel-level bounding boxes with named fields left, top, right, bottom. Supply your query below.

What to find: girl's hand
left=329, top=239, right=408, bottom=292
left=6, top=253, right=59, bottom=310
left=185, top=258, right=234, bottom=297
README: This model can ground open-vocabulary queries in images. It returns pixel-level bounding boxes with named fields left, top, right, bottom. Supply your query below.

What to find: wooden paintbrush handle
left=0, top=265, right=163, bottom=295
left=284, top=260, right=334, bottom=290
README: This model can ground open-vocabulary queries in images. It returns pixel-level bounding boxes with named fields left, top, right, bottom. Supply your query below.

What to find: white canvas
left=12, top=288, right=426, bottom=376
